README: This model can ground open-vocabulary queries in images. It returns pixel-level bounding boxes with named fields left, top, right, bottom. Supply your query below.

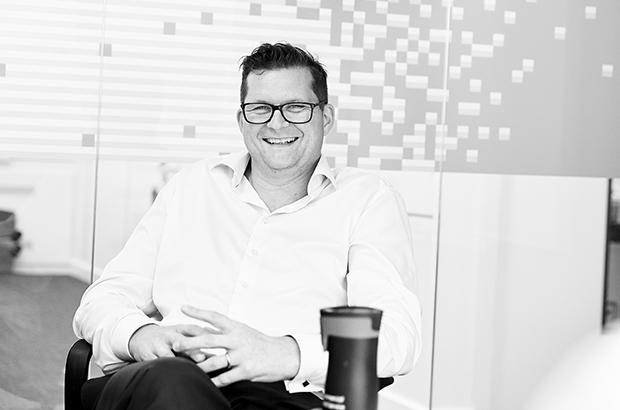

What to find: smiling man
left=73, top=43, right=422, bottom=410
left=237, top=60, right=334, bottom=212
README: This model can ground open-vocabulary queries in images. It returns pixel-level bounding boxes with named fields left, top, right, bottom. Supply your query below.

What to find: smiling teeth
left=265, top=138, right=297, bottom=145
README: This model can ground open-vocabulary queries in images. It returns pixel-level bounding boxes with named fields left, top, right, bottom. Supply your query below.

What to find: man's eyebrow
left=246, top=99, right=308, bottom=104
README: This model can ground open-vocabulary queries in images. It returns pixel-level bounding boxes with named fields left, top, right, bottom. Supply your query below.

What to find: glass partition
left=0, top=1, right=102, bottom=407
left=433, top=1, right=620, bottom=409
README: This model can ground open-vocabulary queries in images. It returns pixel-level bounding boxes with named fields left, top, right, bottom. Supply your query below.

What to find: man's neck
left=245, top=161, right=316, bottom=212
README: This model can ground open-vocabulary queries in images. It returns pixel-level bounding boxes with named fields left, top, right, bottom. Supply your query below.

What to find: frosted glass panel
left=0, top=1, right=101, bottom=408
left=432, top=1, right=620, bottom=409
left=440, top=0, right=620, bottom=177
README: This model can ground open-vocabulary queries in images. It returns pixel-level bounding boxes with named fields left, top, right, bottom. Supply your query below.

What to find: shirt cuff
left=285, top=333, right=329, bottom=393
left=110, top=311, right=158, bottom=361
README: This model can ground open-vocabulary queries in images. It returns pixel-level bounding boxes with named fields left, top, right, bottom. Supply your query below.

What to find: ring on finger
left=225, top=351, right=232, bottom=369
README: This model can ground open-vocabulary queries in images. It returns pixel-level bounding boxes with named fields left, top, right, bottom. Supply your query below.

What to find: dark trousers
left=82, top=357, right=323, bottom=410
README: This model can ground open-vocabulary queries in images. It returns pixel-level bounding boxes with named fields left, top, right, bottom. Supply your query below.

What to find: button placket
left=233, top=214, right=272, bottom=304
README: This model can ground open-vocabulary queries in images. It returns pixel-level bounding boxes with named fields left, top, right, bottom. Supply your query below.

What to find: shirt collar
left=212, top=151, right=338, bottom=192
left=309, top=155, right=338, bottom=193
left=211, top=151, right=250, bottom=188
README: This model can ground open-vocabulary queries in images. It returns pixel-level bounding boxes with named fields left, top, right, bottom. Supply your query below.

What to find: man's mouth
left=263, top=137, right=299, bottom=145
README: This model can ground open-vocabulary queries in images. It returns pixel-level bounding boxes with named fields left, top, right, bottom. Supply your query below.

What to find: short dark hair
left=239, top=42, right=328, bottom=104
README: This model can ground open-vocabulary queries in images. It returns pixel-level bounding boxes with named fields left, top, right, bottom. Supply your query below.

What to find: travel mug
left=320, top=306, right=383, bottom=410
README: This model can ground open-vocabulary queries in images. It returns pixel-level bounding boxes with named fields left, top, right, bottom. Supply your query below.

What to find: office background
left=1, top=0, right=619, bottom=409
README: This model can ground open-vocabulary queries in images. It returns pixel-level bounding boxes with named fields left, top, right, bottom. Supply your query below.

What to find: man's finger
left=210, top=366, right=244, bottom=388
left=153, top=346, right=176, bottom=359
left=181, top=306, right=236, bottom=332
left=187, top=349, right=207, bottom=362
left=174, top=323, right=212, bottom=337
left=196, top=353, right=230, bottom=374
left=139, top=352, right=159, bottom=361
left=172, top=333, right=226, bottom=352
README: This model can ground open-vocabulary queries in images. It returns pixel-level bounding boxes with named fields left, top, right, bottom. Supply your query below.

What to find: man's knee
left=130, top=357, right=204, bottom=385
left=117, top=357, right=219, bottom=398
left=94, top=357, right=228, bottom=410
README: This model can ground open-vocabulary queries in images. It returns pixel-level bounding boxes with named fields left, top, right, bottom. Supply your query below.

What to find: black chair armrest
left=378, top=377, right=394, bottom=391
left=65, top=339, right=93, bottom=410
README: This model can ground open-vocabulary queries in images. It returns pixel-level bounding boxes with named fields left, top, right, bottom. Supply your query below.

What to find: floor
left=0, top=273, right=88, bottom=410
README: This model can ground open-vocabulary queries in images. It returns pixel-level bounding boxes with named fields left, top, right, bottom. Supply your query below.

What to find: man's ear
left=322, top=103, right=336, bottom=136
left=236, top=108, right=245, bottom=133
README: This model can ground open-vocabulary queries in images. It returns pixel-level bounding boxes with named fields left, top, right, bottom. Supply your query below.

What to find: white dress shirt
left=73, top=150, right=422, bottom=393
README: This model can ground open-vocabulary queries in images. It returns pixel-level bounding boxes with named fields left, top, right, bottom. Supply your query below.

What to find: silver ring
left=225, top=352, right=232, bottom=369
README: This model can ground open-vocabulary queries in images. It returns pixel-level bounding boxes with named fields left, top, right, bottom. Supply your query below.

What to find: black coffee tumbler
left=320, top=306, right=383, bottom=410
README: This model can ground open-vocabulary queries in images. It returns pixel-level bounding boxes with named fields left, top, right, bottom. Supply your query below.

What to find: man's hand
left=172, top=305, right=301, bottom=387
left=128, top=323, right=210, bottom=363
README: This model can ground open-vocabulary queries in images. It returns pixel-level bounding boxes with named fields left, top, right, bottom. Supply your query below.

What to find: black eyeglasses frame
left=240, top=101, right=327, bottom=124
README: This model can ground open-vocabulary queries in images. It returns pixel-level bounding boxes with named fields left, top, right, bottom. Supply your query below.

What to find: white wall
left=431, top=173, right=608, bottom=410
left=91, top=161, right=165, bottom=277
left=0, top=161, right=95, bottom=279
left=377, top=171, right=442, bottom=410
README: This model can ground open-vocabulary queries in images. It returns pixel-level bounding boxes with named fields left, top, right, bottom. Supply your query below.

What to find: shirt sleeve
left=346, top=180, right=423, bottom=377
left=72, top=178, right=174, bottom=374
left=285, top=334, right=329, bottom=392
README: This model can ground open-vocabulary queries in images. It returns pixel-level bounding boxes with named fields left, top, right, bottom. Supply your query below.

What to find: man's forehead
left=245, top=67, right=314, bottom=99
left=247, top=66, right=310, bottom=78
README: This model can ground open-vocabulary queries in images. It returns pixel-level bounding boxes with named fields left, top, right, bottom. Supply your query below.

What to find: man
left=73, top=42, right=422, bottom=410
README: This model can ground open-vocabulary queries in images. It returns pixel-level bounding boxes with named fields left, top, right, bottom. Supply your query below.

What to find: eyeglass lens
left=243, top=103, right=315, bottom=124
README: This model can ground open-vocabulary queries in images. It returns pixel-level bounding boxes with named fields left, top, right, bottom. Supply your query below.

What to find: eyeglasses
left=240, top=101, right=326, bottom=124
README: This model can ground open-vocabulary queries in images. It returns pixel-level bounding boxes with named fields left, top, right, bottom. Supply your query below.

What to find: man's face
left=237, top=67, right=334, bottom=178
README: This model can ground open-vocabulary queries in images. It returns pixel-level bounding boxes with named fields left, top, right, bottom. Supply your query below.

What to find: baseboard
left=10, top=258, right=99, bottom=284
left=378, top=391, right=477, bottom=410
left=68, top=257, right=101, bottom=283
left=379, top=390, right=429, bottom=410
left=431, top=407, right=476, bottom=410
left=12, top=261, right=75, bottom=276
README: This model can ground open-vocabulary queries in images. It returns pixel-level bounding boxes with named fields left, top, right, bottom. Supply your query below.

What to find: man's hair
left=239, top=42, right=328, bottom=104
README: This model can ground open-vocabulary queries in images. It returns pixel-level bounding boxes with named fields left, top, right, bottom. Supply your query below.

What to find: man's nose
left=267, top=108, right=289, bottom=129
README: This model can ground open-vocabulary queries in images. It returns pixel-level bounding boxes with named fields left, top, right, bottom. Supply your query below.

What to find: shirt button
left=251, top=249, right=258, bottom=256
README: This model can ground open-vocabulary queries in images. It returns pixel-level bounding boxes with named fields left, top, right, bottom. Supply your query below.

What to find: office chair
left=64, top=340, right=393, bottom=410
left=65, top=339, right=94, bottom=410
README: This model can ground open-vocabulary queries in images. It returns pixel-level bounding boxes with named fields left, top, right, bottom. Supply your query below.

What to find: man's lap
left=82, top=357, right=322, bottom=410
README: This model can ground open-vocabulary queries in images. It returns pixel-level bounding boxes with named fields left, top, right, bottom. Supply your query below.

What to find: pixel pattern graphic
left=442, top=0, right=618, bottom=173
left=0, top=0, right=618, bottom=175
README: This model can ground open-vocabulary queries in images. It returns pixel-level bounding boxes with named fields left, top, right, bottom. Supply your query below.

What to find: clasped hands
left=128, top=305, right=301, bottom=387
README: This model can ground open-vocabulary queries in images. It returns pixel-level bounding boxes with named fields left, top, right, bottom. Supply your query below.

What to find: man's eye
left=284, top=104, right=309, bottom=113
left=247, top=104, right=271, bottom=113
